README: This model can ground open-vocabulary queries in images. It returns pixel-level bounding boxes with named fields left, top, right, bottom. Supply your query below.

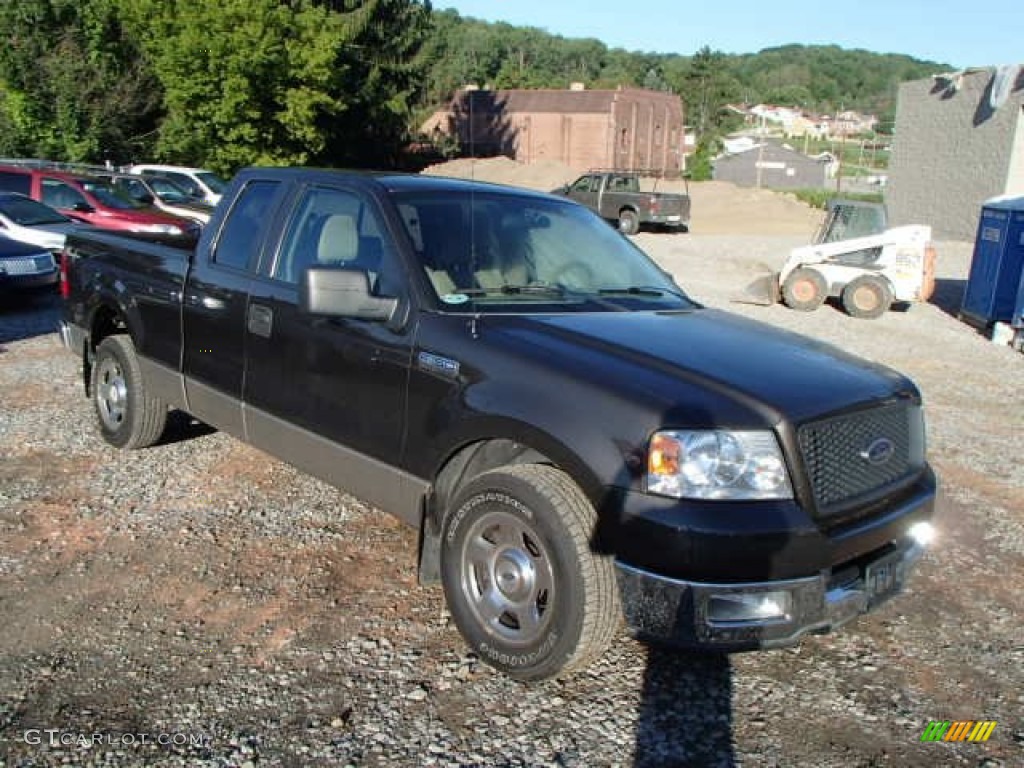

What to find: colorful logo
left=920, top=721, right=996, bottom=742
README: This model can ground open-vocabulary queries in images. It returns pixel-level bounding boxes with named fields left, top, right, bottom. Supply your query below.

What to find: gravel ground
left=1, top=232, right=1022, bottom=768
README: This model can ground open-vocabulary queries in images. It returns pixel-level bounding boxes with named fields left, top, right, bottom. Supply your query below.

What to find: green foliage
left=414, top=16, right=946, bottom=140
left=789, top=188, right=883, bottom=209
left=0, top=1, right=944, bottom=173
left=687, top=134, right=721, bottom=181
left=0, top=0, right=160, bottom=161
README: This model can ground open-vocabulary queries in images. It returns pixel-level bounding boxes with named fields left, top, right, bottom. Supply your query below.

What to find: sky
left=436, top=0, right=1022, bottom=71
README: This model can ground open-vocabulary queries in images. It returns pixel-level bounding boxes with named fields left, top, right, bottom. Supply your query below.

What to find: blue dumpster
left=960, top=196, right=1024, bottom=328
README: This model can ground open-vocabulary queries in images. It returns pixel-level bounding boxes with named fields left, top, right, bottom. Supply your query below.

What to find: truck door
left=568, top=174, right=601, bottom=213
left=242, top=183, right=417, bottom=518
left=182, top=178, right=284, bottom=436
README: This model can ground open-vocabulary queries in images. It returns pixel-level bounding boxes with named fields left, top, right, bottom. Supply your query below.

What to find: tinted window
left=0, top=171, right=31, bottom=196
left=41, top=179, right=88, bottom=210
left=0, top=195, right=70, bottom=225
left=213, top=180, right=279, bottom=271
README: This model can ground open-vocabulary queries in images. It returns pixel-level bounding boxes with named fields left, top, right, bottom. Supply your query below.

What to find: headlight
left=646, top=430, right=793, bottom=500
left=132, top=223, right=184, bottom=236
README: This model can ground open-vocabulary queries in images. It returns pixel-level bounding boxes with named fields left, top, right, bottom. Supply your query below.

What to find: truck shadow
left=157, top=410, right=217, bottom=445
left=0, top=290, right=61, bottom=343
left=632, top=647, right=735, bottom=767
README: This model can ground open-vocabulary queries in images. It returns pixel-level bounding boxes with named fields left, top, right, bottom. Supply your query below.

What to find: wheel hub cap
left=495, top=548, right=535, bottom=602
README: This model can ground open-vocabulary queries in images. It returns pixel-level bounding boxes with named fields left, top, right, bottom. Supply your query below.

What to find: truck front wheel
left=617, top=209, right=640, bottom=235
left=440, top=464, right=620, bottom=681
left=91, top=335, right=168, bottom=449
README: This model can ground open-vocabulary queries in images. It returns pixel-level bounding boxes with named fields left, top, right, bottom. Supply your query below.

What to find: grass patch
left=786, top=188, right=884, bottom=209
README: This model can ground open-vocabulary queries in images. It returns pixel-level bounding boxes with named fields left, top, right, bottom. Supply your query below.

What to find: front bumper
left=616, top=531, right=929, bottom=650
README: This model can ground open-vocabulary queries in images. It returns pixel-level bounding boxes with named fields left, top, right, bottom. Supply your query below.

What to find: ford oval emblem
left=861, top=438, right=895, bottom=465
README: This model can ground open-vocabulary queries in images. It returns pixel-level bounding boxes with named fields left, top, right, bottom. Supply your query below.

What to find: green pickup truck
left=553, top=171, right=690, bottom=235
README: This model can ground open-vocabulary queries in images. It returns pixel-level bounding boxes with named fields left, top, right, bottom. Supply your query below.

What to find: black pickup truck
left=60, top=168, right=936, bottom=681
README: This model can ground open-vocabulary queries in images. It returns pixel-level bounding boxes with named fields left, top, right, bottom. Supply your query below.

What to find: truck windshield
left=394, top=191, right=692, bottom=313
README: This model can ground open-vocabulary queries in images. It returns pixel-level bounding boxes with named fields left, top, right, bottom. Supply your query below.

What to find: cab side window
left=273, top=187, right=402, bottom=297
left=41, top=179, right=87, bottom=210
left=213, top=180, right=279, bottom=271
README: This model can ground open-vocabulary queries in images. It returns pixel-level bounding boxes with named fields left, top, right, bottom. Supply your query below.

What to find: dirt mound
left=421, top=156, right=577, bottom=193
left=420, top=157, right=824, bottom=237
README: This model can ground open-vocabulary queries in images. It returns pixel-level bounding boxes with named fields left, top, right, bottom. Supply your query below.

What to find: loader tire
left=841, top=274, right=892, bottom=319
left=782, top=268, right=827, bottom=311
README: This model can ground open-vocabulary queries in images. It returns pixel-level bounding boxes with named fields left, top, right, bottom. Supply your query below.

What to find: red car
left=0, top=165, right=200, bottom=243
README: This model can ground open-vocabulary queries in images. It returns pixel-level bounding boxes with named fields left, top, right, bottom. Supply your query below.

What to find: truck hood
left=483, top=308, right=914, bottom=425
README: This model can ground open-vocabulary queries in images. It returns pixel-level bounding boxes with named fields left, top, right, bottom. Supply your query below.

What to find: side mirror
left=72, top=202, right=94, bottom=213
left=138, top=193, right=155, bottom=205
left=301, top=266, right=398, bottom=322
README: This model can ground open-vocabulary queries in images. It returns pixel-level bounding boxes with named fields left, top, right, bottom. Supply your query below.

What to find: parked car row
left=0, top=161, right=227, bottom=297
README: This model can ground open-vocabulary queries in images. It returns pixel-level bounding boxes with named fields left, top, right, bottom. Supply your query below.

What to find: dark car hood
left=0, top=235, right=49, bottom=257
left=483, top=308, right=914, bottom=425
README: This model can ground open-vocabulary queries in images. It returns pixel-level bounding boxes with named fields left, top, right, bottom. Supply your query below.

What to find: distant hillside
left=416, top=10, right=948, bottom=133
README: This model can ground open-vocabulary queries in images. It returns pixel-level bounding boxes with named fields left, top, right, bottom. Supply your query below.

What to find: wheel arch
left=417, top=428, right=603, bottom=584
left=82, top=299, right=133, bottom=396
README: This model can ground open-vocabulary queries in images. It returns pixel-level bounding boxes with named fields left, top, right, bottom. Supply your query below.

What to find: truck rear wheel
left=841, top=274, right=892, bottom=319
left=617, top=209, right=640, bottom=235
left=782, top=268, right=827, bottom=311
left=91, top=335, right=168, bottom=449
left=440, top=464, right=620, bottom=681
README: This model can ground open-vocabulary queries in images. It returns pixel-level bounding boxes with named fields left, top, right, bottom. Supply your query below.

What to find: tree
left=0, top=0, right=160, bottom=161
left=116, top=0, right=430, bottom=172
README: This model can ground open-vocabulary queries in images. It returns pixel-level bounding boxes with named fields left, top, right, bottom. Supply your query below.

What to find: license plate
left=866, top=551, right=904, bottom=607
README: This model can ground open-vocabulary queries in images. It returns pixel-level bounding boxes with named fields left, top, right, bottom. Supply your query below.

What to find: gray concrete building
left=888, top=66, right=1024, bottom=240
left=712, top=140, right=830, bottom=190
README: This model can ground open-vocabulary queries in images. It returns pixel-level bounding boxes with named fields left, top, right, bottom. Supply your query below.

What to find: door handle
left=185, top=292, right=227, bottom=311
left=247, top=303, right=273, bottom=338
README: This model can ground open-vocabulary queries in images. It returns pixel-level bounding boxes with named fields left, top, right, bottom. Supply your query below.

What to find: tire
left=617, top=209, right=640, bottom=235
left=841, top=274, right=893, bottom=319
left=781, top=267, right=828, bottom=311
left=440, top=464, right=620, bottom=681
left=91, top=335, right=168, bottom=449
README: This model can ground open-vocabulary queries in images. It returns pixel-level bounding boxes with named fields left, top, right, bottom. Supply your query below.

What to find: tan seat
left=317, top=214, right=358, bottom=264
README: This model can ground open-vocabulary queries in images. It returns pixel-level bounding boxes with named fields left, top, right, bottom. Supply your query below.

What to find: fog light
left=909, top=521, right=936, bottom=547
left=707, top=590, right=792, bottom=623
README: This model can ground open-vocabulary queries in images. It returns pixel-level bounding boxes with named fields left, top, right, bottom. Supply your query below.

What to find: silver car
left=0, top=192, right=92, bottom=252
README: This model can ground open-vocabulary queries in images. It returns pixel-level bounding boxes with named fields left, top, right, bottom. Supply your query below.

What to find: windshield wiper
left=597, top=285, right=687, bottom=300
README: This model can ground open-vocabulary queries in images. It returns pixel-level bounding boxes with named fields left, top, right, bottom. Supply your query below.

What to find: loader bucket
left=733, top=271, right=781, bottom=306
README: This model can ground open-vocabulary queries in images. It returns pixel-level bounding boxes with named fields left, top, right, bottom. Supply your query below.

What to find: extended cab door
left=242, top=182, right=422, bottom=523
left=182, top=178, right=286, bottom=436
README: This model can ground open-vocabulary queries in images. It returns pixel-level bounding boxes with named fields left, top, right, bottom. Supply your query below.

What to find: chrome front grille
left=798, top=402, right=924, bottom=515
left=0, top=253, right=55, bottom=276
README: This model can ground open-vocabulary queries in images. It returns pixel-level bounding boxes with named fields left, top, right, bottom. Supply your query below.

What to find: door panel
left=182, top=179, right=283, bottom=435
left=243, top=184, right=414, bottom=465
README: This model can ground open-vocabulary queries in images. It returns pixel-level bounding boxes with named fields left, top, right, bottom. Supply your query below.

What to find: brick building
left=888, top=66, right=1024, bottom=240
left=422, top=86, right=685, bottom=175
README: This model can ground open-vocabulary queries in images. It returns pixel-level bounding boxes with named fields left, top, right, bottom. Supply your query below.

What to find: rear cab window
left=212, top=180, right=281, bottom=272
left=0, top=171, right=32, bottom=196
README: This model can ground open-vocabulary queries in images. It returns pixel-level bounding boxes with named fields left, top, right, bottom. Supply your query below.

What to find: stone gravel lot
left=1, top=231, right=1022, bottom=768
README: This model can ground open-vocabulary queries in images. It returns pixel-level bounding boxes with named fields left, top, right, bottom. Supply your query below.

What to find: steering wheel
left=549, top=260, right=595, bottom=291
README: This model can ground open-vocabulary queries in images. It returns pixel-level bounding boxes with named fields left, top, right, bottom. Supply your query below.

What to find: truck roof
left=236, top=167, right=557, bottom=200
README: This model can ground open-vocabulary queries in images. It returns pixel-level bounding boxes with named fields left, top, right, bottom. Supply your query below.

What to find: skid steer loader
left=740, top=200, right=936, bottom=319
